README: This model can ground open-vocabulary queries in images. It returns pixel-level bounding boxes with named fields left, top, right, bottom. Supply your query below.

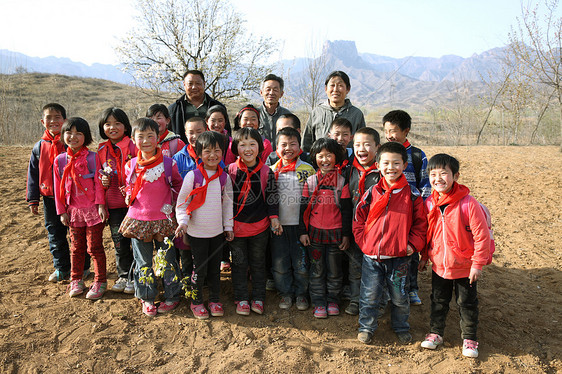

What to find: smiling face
left=429, top=165, right=459, bottom=196
left=63, top=127, right=85, bottom=153
left=377, top=151, right=407, bottom=185
left=207, top=111, right=226, bottom=133
left=240, top=110, right=259, bottom=130
left=134, top=128, right=158, bottom=158
left=185, top=120, right=206, bottom=147
left=200, top=145, right=223, bottom=171
left=103, top=115, right=126, bottom=144
left=384, top=122, right=410, bottom=144
left=183, top=73, right=205, bottom=103
left=260, top=79, right=283, bottom=107
left=353, top=133, right=379, bottom=167
left=151, top=112, right=170, bottom=135
left=237, top=135, right=260, bottom=167
left=329, top=124, right=352, bottom=151
left=276, top=134, right=300, bottom=164
left=325, top=76, right=350, bottom=108
left=41, top=109, right=65, bottom=136
left=316, top=148, right=336, bottom=174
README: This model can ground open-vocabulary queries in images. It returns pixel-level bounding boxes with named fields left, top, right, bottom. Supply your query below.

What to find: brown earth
left=0, top=145, right=560, bottom=373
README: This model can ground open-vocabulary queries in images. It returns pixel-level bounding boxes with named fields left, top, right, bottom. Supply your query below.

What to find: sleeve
left=93, top=153, right=105, bottom=205
left=261, top=139, right=273, bottom=162
left=298, top=180, right=311, bottom=236
left=26, top=142, right=41, bottom=204
left=302, top=112, right=315, bottom=153
left=222, top=177, right=234, bottom=231
left=352, top=189, right=371, bottom=250
left=175, top=171, right=194, bottom=227
left=419, top=151, right=432, bottom=200
left=420, top=200, right=432, bottom=261
left=408, top=195, right=428, bottom=252
left=265, top=169, right=279, bottom=219
left=340, top=184, right=352, bottom=237
left=468, top=198, right=491, bottom=270
left=53, top=156, right=66, bottom=215
left=123, top=160, right=133, bottom=198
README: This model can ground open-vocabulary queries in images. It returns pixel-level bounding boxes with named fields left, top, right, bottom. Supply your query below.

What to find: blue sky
left=0, top=0, right=551, bottom=65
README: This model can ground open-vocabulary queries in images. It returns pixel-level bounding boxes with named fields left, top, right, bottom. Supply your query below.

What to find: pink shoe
left=158, top=300, right=180, bottom=314
left=68, top=279, right=85, bottom=297
left=313, top=306, right=328, bottom=319
left=191, top=303, right=209, bottom=319
left=327, top=302, right=340, bottom=316
left=142, top=300, right=157, bottom=317
left=209, top=302, right=224, bottom=317
left=251, top=300, right=264, bottom=315
left=235, top=301, right=250, bottom=316
left=220, top=261, right=231, bottom=271
left=85, top=281, right=107, bottom=300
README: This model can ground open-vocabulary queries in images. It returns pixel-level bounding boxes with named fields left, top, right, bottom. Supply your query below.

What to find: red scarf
left=158, top=129, right=170, bottom=144
left=273, top=150, right=302, bottom=180
left=59, top=146, right=89, bottom=207
left=353, top=158, right=378, bottom=197
left=183, top=163, right=223, bottom=216
left=365, top=174, right=409, bottom=231
left=186, top=144, right=198, bottom=160
left=41, top=130, right=64, bottom=165
left=128, top=148, right=164, bottom=206
left=402, top=139, right=411, bottom=148
left=100, top=136, right=133, bottom=186
left=302, top=170, right=338, bottom=230
left=426, top=182, right=470, bottom=244
left=233, top=158, right=265, bottom=218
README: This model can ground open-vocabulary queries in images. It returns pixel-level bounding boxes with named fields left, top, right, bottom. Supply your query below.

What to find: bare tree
left=116, top=0, right=277, bottom=100
left=298, top=38, right=328, bottom=113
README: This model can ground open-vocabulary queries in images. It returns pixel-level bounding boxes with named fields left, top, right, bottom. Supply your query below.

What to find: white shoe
left=124, top=280, right=135, bottom=294
left=111, top=277, right=127, bottom=292
left=462, top=339, right=479, bottom=358
left=421, top=333, right=443, bottom=350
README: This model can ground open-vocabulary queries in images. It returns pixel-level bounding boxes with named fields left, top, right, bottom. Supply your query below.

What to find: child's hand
left=98, top=205, right=108, bottom=222
left=101, top=175, right=110, bottom=188
left=125, top=195, right=131, bottom=206
left=418, top=259, right=428, bottom=272
left=406, top=244, right=415, bottom=256
left=224, top=231, right=234, bottom=241
left=339, top=236, right=350, bottom=251
left=29, top=205, right=39, bottom=215
left=299, top=234, right=310, bottom=247
left=60, top=213, right=69, bottom=226
left=175, top=224, right=188, bottom=239
left=271, top=218, right=283, bottom=236
left=469, top=268, right=482, bottom=284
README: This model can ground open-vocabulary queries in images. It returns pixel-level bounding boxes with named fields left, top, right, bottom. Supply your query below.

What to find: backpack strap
left=410, top=146, right=423, bottom=187
left=58, top=152, right=96, bottom=179
left=170, top=138, right=178, bottom=155
left=127, top=158, right=138, bottom=185
left=459, top=195, right=471, bottom=231
left=163, top=157, right=173, bottom=187
left=259, top=164, right=269, bottom=195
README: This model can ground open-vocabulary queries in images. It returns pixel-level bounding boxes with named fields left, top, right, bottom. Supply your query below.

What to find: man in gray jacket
left=302, top=71, right=365, bottom=152
left=259, top=74, right=292, bottom=144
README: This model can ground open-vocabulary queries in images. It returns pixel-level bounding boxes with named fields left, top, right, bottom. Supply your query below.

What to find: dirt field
left=0, top=145, right=560, bottom=373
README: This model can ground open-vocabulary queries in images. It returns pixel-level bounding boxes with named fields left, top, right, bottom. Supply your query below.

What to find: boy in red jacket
left=353, top=142, right=427, bottom=345
left=419, top=154, right=490, bottom=358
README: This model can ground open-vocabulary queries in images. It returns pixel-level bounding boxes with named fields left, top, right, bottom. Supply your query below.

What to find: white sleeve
left=222, top=176, right=234, bottom=231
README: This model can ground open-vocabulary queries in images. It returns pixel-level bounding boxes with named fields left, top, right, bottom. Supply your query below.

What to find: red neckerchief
left=183, top=163, right=223, bottom=216
left=128, top=148, right=163, bottom=205
left=186, top=144, right=198, bottom=160
left=336, top=158, right=349, bottom=174
left=402, top=139, right=411, bottom=148
left=352, top=158, right=378, bottom=196
left=273, top=150, right=302, bottom=180
left=41, top=130, right=64, bottom=165
left=158, top=129, right=170, bottom=144
left=426, top=182, right=470, bottom=245
left=233, top=157, right=265, bottom=218
left=59, top=146, right=89, bottom=207
left=303, top=169, right=337, bottom=230
left=101, top=136, right=133, bottom=186
left=365, top=174, right=409, bottom=231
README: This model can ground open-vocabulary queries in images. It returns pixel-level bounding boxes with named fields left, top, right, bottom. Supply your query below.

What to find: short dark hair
left=231, top=127, right=264, bottom=157
left=276, top=127, right=301, bottom=146
left=376, top=142, right=408, bottom=163
left=276, top=113, right=300, bottom=130
left=428, top=153, right=460, bottom=175
left=205, top=105, right=232, bottom=135
left=185, top=116, right=207, bottom=130
left=42, top=103, right=66, bottom=119
left=183, top=70, right=205, bottom=81
left=325, top=71, right=351, bottom=90
left=233, top=104, right=260, bottom=131
left=132, top=117, right=159, bottom=137
left=61, top=117, right=93, bottom=147
left=262, top=74, right=284, bottom=91
left=309, top=138, right=345, bottom=169
left=355, top=127, right=381, bottom=145
left=146, top=104, right=170, bottom=119
left=330, top=117, right=353, bottom=133
left=382, top=110, right=412, bottom=131
left=195, top=130, right=226, bottom=157
left=98, top=107, right=132, bottom=140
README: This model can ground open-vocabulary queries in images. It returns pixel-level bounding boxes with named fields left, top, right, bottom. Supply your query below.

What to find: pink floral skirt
left=119, top=216, right=177, bottom=241
left=68, top=205, right=102, bottom=227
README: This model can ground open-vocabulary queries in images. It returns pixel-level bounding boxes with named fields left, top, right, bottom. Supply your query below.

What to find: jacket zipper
left=441, top=207, right=448, bottom=273
left=377, top=192, right=392, bottom=260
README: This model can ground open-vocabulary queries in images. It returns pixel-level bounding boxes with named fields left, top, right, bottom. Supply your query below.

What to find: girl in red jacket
left=419, top=153, right=491, bottom=358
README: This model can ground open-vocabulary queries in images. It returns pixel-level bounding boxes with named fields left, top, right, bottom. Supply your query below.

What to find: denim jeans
left=270, top=225, right=309, bottom=299
left=43, top=196, right=70, bottom=272
left=308, top=242, right=343, bottom=307
left=346, top=243, right=363, bottom=305
left=230, top=229, right=269, bottom=302
left=430, top=271, right=479, bottom=340
left=132, top=238, right=181, bottom=303
left=187, top=234, right=224, bottom=304
left=108, top=208, right=132, bottom=279
left=408, top=252, right=419, bottom=292
left=359, top=255, right=411, bottom=334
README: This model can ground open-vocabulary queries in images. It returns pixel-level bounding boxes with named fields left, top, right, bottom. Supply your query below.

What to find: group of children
left=27, top=101, right=491, bottom=358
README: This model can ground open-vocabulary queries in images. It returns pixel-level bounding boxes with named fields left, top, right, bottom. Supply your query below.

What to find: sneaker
left=357, top=331, right=372, bottom=344
left=85, top=281, right=107, bottom=300
left=190, top=303, right=209, bottom=319
left=235, top=301, right=250, bottom=316
left=111, top=277, right=128, bottom=292
left=251, top=300, right=264, bottom=315
left=421, top=333, right=443, bottom=350
left=209, top=302, right=224, bottom=317
left=266, top=279, right=276, bottom=291
left=220, top=261, right=231, bottom=271
left=82, top=268, right=91, bottom=280
left=124, top=280, right=135, bottom=294
left=313, top=306, right=328, bottom=319
left=158, top=300, right=179, bottom=314
left=48, top=269, right=69, bottom=282
left=68, top=279, right=85, bottom=297
left=345, top=302, right=359, bottom=316
left=409, top=291, right=422, bottom=305
left=278, top=296, right=292, bottom=310
left=142, top=300, right=157, bottom=317
left=295, top=296, right=309, bottom=311
left=462, top=339, right=479, bottom=358
left=396, top=331, right=412, bottom=344
left=327, top=302, right=340, bottom=316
